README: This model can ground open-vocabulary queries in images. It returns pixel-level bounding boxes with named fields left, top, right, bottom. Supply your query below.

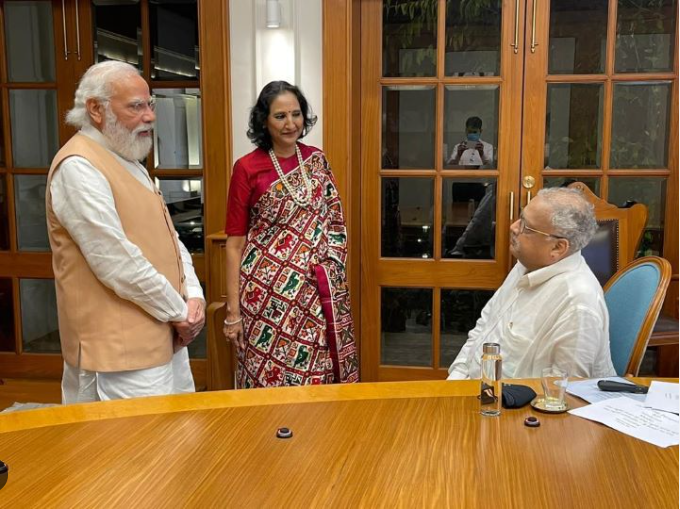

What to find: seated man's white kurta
left=448, top=188, right=616, bottom=380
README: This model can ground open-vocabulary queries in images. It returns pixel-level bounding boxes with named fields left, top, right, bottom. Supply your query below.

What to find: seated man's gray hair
left=65, top=61, right=141, bottom=129
left=537, top=187, right=598, bottom=253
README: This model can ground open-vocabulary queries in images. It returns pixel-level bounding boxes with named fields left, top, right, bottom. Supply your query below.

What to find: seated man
left=448, top=187, right=616, bottom=380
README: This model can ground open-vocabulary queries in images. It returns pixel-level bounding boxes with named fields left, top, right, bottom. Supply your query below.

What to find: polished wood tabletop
left=0, top=379, right=676, bottom=508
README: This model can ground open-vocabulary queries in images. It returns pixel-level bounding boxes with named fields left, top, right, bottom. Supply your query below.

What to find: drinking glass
left=541, top=367, right=568, bottom=409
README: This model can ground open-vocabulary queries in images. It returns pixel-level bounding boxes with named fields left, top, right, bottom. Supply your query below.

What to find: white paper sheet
left=569, top=396, right=679, bottom=448
left=644, top=381, right=679, bottom=415
left=567, top=377, right=647, bottom=404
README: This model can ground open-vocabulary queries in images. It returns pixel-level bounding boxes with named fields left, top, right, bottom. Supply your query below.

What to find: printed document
left=569, top=396, right=679, bottom=448
left=644, top=381, right=679, bottom=415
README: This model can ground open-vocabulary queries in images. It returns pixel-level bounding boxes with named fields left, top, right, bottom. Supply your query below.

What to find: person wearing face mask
left=223, top=81, right=359, bottom=388
left=47, top=61, right=205, bottom=403
left=447, top=116, right=494, bottom=167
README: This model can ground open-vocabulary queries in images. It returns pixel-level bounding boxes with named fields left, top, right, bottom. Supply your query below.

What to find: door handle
left=530, top=0, right=539, bottom=53
left=509, top=192, right=515, bottom=221
left=522, top=175, right=536, bottom=206
left=511, top=0, right=520, bottom=54
left=75, top=0, right=81, bottom=60
left=61, top=0, right=68, bottom=60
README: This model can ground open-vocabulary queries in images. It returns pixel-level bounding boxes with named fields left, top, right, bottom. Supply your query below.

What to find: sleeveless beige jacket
left=46, top=134, right=184, bottom=372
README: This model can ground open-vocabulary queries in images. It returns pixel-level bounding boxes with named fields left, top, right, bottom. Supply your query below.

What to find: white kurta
left=447, top=252, right=616, bottom=380
left=51, top=126, right=203, bottom=402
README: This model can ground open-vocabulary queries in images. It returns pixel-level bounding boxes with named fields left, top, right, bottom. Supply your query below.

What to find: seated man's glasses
left=518, top=214, right=567, bottom=240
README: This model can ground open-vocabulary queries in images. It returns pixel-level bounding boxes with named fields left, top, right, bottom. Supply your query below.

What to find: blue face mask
left=467, top=132, right=481, bottom=142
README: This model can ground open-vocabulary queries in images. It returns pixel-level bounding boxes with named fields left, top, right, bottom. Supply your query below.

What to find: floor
left=0, top=378, right=211, bottom=413
left=0, top=379, right=62, bottom=411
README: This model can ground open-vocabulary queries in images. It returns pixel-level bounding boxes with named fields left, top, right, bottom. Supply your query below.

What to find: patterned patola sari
left=236, top=149, right=359, bottom=387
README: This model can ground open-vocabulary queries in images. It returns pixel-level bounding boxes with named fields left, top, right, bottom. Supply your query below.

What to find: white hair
left=65, top=61, right=141, bottom=129
left=537, top=187, right=598, bottom=253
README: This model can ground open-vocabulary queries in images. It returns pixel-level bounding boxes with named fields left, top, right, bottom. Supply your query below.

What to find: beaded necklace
left=268, top=143, right=312, bottom=208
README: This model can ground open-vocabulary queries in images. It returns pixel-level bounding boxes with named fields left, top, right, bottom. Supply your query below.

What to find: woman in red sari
left=223, top=81, right=359, bottom=388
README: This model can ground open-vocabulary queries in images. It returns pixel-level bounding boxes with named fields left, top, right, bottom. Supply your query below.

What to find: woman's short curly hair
left=247, top=81, right=317, bottom=150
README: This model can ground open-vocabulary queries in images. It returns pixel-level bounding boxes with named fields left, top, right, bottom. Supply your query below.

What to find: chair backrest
left=604, top=256, right=671, bottom=376
left=567, top=182, right=648, bottom=286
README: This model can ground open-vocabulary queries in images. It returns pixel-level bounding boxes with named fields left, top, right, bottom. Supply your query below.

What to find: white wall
left=229, top=0, right=323, bottom=163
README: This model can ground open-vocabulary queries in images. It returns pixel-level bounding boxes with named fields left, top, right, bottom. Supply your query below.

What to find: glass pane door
left=0, top=0, right=207, bottom=379
left=521, top=0, right=677, bottom=259
left=521, top=0, right=677, bottom=379
left=361, top=0, right=524, bottom=381
left=0, top=0, right=71, bottom=360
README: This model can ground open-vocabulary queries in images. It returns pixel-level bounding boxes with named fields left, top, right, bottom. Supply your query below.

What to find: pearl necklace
left=269, top=144, right=312, bottom=208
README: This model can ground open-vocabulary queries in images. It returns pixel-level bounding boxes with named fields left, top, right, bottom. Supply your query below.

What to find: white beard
left=103, top=107, right=154, bottom=161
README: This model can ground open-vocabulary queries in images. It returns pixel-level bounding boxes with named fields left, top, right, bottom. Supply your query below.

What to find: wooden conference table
left=0, top=379, right=676, bottom=508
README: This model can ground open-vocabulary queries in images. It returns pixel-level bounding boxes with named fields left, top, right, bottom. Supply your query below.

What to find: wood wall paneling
left=323, top=0, right=362, bottom=364
left=359, top=0, right=380, bottom=382
left=199, top=0, right=231, bottom=241
left=199, top=5, right=231, bottom=396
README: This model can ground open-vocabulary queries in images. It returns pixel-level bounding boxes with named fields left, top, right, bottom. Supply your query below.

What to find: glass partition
left=381, top=287, right=433, bottom=367
left=153, top=88, right=203, bottom=169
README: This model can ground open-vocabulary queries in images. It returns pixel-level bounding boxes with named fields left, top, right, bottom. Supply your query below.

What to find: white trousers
left=61, top=347, right=195, bottom=404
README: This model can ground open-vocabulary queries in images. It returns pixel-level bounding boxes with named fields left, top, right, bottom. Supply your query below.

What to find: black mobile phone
left=597, top=380, right=649, bottom=394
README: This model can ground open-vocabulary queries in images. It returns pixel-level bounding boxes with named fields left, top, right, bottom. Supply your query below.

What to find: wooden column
left=323, top=0, right=362, bottom=360
left=199, top=0, right=232, bottom=242
left=198, top=0, right=233, bottom=389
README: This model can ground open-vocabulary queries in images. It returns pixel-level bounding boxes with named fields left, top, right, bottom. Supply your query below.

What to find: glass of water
left=541, top=367, right=568, bottom=409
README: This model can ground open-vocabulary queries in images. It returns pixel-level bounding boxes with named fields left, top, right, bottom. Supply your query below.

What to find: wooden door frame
left=663, top=34, right=679, bottom=320
left=322, top=0, right=364, bottom=372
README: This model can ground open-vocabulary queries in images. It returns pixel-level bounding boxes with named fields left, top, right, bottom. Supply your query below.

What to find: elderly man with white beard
left=46, top=61, right=205, bottom=403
